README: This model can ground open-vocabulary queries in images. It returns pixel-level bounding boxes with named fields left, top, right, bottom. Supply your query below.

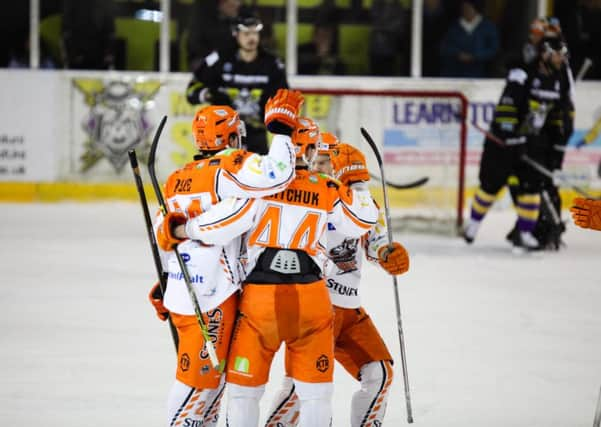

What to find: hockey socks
left=470, top=188, right=497, bottom=222
left=464, top=188, right=497, bottom=242
left=351, top=361, right=393, bottom=427
left=515, top=193, right=541, bottom=249
left=265, top=376, right=299, bottom=427
left=226, top=383, right=265, bottom=427
left=167, top=378, right=225, bottom=427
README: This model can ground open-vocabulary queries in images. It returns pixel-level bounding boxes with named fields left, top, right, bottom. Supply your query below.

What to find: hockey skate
left=462, top=219, right=480, bottom=244
left=511, top=231, right=542, bottom=254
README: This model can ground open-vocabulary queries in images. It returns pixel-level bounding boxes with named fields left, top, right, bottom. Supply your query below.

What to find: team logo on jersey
left=316, top=355, right=329, bottom=373
left=329, top=237, right=359, bottom=274
left=73, top=79, right=161, bottom=173
left=180, top=353, right=191, bottom=372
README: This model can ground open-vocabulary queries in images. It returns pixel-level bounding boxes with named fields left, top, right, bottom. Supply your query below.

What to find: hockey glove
left=378, top=242, right=409, bottom=275
left=330, top=143, right=370, bottom=185
left=264, top=88, right=304, bottom=136
left=156, top=212, right=187, bottom=251
left=570, top=198, right=601, bottom=231
left=148, top=282, right=169, bottom=321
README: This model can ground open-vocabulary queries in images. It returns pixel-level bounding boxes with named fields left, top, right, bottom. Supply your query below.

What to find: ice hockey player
left=148, top=88, right=303, bottom=427
left=570, top=198, right=601, bottom=231
left=264, top=140, right=410, bottom=427
left=504, top=17, right=574, bottom=250
left=186, top=13, right=288, bottom=155
left=463, top=29, right=571, bottom=251
left=161, top=116, right=380, bottom=426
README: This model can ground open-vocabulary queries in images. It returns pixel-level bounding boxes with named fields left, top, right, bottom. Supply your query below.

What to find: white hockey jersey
left=158, top=135, right=295, bottom=314
left=325, top=202, right=388, bottom=308
left=184, top=170, right=380, bottom=280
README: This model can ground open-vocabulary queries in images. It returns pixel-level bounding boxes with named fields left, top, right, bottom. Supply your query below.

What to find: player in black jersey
left=186, top=14, right=288, bottom=155
left=504, top=18, right=574, bottom=250
left=464, top=30, right=571, bottom=250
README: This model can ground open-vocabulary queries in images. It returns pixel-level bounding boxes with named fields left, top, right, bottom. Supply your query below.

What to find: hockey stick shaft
left=520, top=155, right=599, bottom=200
left=594, top=385, right=601, bottom=427
left=468, top=120, right=600, bottom=200
left=147, top=115, right=220, bottom=369
left=369, top=172, right=429, bottom=190
left=129, top=149, right=179, bottom=351
left=576, top=58, right=593, bottom=81
left=361, top=127, right=414, bottom=423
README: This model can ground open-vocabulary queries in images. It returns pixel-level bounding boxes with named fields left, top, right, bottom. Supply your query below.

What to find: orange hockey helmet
left=192, top=105, right=244, bottom=152
left=317, top=131, right=340, bottom=155
left=292, top=117, right=319, bottom=163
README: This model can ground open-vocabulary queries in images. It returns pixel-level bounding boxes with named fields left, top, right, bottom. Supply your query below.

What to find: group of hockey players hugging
left=463, top=16, right=601, bottom=249
left=147, top=88, right=410, bottom=426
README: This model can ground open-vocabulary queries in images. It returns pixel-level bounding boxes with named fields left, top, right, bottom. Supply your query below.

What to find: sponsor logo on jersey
left=181, top=252, right=191, bottom=262
left=327, top=222, right=336, bottom=231
left=183, top=419, right=205, bottom=427
left=316, top=355, right=329, bottom=373
left=73, top=79, right=160, bottom=173
left=168, top=271, right=204, bottom=283
left=180, top=353, right=190, bottom=372
left=233, top=356, right=250, bottom=373
left=326, top=278, right=358, bottom=297
left=200, top=308, right=223, bottom=360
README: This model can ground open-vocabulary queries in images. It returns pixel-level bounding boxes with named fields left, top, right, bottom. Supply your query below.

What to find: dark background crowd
left=1, top=0, right=600, bottom=79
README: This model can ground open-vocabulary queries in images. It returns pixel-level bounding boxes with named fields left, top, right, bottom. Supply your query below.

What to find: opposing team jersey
left=325, top=199, right=388, bottom=309
left=490, top=63, right=570, bottom=146
left=186, top=48, right=288, bottom=131
left=184, top=170, right=380, bottom=278
left=158, top=135, right=295, bottom=314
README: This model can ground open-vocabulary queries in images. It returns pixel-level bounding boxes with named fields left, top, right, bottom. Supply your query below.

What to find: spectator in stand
left=422, top=0, right=451, bottom=77
left=0, top=3, right=28, bottom=68
left=62, top=0, right=116, bottom=70
left=187, top=0, right=241, bottom=71
left=298, top=21, right=346, bottom=75
left=368, top=0, right=410, bottom=76
left=556, top=0, right=601, bottom=80
left=439, top=0, right=499, bottom=77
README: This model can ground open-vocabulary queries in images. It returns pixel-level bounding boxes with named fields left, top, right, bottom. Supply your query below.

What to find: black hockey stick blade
left=360, top=127, right=382, bottom=166
left=369, top=173, right=429, bottom=190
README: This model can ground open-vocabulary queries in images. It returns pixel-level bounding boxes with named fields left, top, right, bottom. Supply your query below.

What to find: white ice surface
left=0, top=202, right=599, bottom=426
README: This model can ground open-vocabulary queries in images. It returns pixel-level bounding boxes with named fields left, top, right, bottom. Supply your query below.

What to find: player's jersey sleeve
left=490, top=67, right=530, bottom=144
left=364, top=209, right=389, bottom=262
left=216, top=134, right=295, bottom=198
left=184, top=197, right=257, bottom=245
left=186, top=51, right=231, bottom=106
left=328, top=181, right=379, bottom=238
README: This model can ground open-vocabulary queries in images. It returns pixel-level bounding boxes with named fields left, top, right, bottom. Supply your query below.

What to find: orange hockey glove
left=570, top=197, right=601, bottom=231
left=264, top=88, right=304, bottom=136
left=330, top=143, right=370, bottom=186
left=156, top=212, right=187, bottom=251
left=378, top=242, right=409, bottom=275
left=148, top=282, right=169, bottom=321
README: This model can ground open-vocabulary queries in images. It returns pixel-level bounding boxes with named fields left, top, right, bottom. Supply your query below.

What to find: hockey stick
left=520, top=155, right=600, bottom=200
left=147, top=115, right=220, bottom=369
left=360, top=126, right=414, bottom=423
left=594, top=385, right=601, bottom=427
left=468, top=120, right=600, bottom=199
left=369, top=172, right=429, bottom=190
left=129, top=149, right=179, bottom=352
left=576, top=57, right=593, bottom=81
